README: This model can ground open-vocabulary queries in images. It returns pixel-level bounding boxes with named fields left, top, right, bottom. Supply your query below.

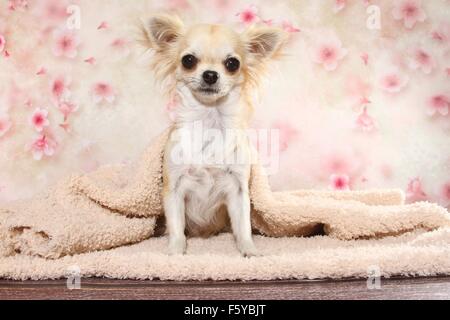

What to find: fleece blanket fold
left=0, top=127, right=449, bottom=280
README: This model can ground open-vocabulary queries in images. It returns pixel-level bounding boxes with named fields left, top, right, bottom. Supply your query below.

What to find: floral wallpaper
left=0, top=0, right=449, bottom=209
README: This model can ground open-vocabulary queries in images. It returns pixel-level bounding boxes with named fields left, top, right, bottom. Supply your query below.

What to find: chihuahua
left=143, top=14, right=287, bottom=256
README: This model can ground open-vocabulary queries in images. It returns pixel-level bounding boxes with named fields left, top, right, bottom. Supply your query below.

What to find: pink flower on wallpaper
left=58, top=100, right=78, bottom=120
left=59, top=122, right=71, bottom=132
left=0, top=116, right=12, bottom=138
left=29, top=108, right=50, bottom=132
left=97, top=21, right=109, bottom=30
left=272, top=121, right=298, bottom=152
left=392, top=0, right=426, bottom=29
left=52, top=30, right=80, bottom=59
left=310, top=37, right=348, bottom=71
left=355, top=107, right=376, bottom=132
left=329, top=174, right=350, bottom=190
left=24, top=99, right=33, bottom=108
left=110, top=38, right=130, bottom=59
left=41, top=0, right=68, bottom=21
left=167, top=0, right=190, bottom=10
left=8, top=0, right=28, bottom=11
left=381, top=164, right=394, bottom=180
left=236, top=5, right=259, bottom=25
left=441, top=183, right=450, bottom=205
left=84, top=57, right=96, bottom=65
left=262, top=19, right=300, bottom=33
left=431, top=23, right=450, bottom=44
left=281, top=21, right=300, bottom=33
left=345, top=75, right=371, bottom=106
left=426, top=94, right=449, bottom=117
left=262, top=19, right=274, bottom=26
left=51, top=76, right=71, bottom=101
left=379, top=70, right=409, bottom=93
left=361, top=52, right=369, bottom=66
left=406, top=178, right=427, bottom=202
left=0, top=35, right=6, bottom=53
left=333, top=0, right=347, bottom=13
left=408, top=48, right=435, bottom=74
left=92, top=82, right=116, bottom=104
left=36, top=67, right=46, bottom=76
left=26, top=135, right=57, bottom=161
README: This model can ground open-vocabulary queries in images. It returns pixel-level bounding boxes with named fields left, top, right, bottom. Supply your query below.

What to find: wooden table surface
left=1, top=277, right=449, bottom=300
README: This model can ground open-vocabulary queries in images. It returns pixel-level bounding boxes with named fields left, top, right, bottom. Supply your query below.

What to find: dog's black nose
left=202, top=70, right=219, bottom=85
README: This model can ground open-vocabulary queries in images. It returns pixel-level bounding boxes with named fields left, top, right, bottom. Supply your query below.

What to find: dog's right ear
left=144, top=14, right=184, bottom=50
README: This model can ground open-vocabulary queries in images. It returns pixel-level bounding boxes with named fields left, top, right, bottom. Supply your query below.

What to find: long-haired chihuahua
left=142, top=14, right=287, bottom=256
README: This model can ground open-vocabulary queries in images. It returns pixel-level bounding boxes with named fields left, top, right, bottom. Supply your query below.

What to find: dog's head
left=142, top=14, right=287, bottom=105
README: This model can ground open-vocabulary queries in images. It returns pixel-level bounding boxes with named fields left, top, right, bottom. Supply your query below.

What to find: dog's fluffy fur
left=142, top=14, right=287, bottom=256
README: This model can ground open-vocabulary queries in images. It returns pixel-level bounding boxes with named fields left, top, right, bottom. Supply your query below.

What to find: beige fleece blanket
left=1, top=128, right=449, bottom=280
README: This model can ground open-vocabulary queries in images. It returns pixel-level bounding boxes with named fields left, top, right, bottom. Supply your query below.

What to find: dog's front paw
left=168, top=236, right=187, bottom=256
left=238, top=242, right=261, bottom=258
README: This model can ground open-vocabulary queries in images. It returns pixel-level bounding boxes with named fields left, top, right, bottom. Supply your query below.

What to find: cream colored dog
left=143, top=14, right=287, bottom=256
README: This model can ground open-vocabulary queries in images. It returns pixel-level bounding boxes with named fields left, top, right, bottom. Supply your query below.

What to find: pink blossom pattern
left=167, top=0, right=190, bottom=10
left=58, top=100, right=79, bottom=121
left=431, top=23, right=450, bottom=44
left=281, top=21, right=300, bottom=33
left=236, top=5, right=259, bottom=25
left=330, top=174, right=350, bottom=190
left=408, top=48, right=435, bottom=74
left=0, top=35, right=6, bottom=53
left=0, top=116, right=12, bottom=138
left=84, top=57, right=96, bottom=65
left=92, top=82, right=116, bottom=104
left=379, top=70, right=409, bottom=93
left=59, top=122, right=71, bottom=132
left=441, top=183, right=450, bottom=205
left=426, top=94, right=449, bottom=116
left=345, top=75, right=371, bottom=106
left=26, top=135, right=57, bottom=161
left=8, top=0, right=28, bottom=11
left=262, top=19, right=274, bottom=26
left=36, top=67, right=46, bottom=76
left=262, top=19, right=300, bottom=33
left=29, top=108, right=50, bottom=132
left=310, top=37, right=348, bottom=71
left=52, top=30, right=80, bottom=59
left=392, top=0, right=427, bottom=29
left=1, top=1, right=450, bottom=206
left=406, top=177, right=427, bottom=202
left=361, top=52, right=369, bottom=66
left=51, top=76, right=71, bottom=101
left=333, top=0, right=347, bottom=13
left=97, top=21, right=109, bottom=30
left=381, top=164, right=394, bottom=180
left=40, top=0, right=68, bottom=21
left=272, top=121, right=298, bottom=152
left=110, top=38, right=130, bottom=58
left=355, top=107, right=376, bottom=132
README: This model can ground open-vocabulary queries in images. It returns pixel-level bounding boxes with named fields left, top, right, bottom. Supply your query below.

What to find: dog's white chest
left=163, top=87, right=253, bottom=237
left=167, top=123, right=250, bottom=233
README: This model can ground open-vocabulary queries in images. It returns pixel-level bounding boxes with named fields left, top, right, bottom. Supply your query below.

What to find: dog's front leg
left=164, top=192, right=187, bottom=255
left=226, top=184, right=259, bottom=257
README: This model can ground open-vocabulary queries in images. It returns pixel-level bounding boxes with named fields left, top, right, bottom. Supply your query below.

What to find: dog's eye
left=181, top=54, right=198, bottom=70
left=224, top=57, right=240, bottom=73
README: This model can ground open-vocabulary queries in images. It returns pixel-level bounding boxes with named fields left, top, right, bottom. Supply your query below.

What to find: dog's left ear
left=243, top=26, right=288, bottom=61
